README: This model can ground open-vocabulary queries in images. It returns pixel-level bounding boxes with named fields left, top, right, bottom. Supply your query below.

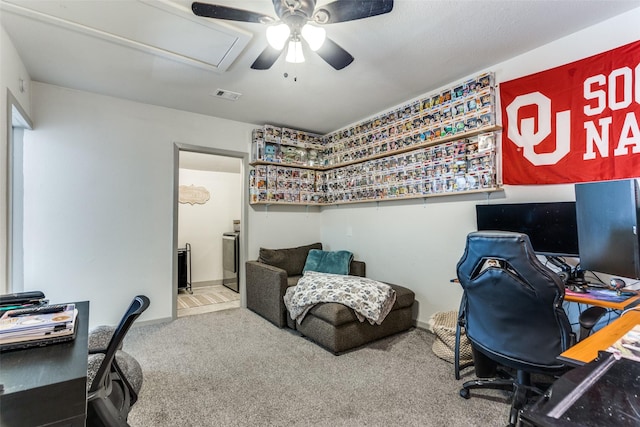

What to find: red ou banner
left=500, top=40, right=640, bottom=185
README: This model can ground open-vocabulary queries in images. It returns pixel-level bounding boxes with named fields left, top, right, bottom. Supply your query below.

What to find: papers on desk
left=0, top=304, right=78, bottom=349
left=607, top=324, right=640, bottom=362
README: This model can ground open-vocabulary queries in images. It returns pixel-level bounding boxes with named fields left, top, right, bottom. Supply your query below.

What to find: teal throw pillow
left=303, top=249, right=353, bottom=275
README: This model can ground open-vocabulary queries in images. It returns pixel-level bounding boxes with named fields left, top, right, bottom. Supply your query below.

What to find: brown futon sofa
left=246, top=243, right=415, bottom=354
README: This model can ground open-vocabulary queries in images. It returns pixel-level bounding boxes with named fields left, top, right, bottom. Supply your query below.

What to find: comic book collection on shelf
left=249, top=72, right=500, bottom=205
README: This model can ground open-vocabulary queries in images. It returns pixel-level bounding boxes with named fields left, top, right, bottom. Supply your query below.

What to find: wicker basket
left=429, top=310, right=473, bottom=364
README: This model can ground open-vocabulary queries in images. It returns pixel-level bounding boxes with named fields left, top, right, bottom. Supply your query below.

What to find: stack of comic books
left=0, top=303, right=78, bottom=350
left=608, top=324, right=640, bottom=362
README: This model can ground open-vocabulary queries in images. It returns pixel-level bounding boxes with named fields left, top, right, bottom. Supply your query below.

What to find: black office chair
left=87, top=295, right=150, bottom=427
left=455, top=231, right=604, bottom=426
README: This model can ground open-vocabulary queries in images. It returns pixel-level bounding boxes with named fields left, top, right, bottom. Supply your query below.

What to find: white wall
left=247, top=204, right=322, bottom=258
left=1, top=26, right=32, bottom=293
left=321, top=8, right=640, bottom=327
left=178, top=168, right=241, bottom=283
left=22, top=83, right=322, bottom=328
left=22, top=84, right=246, bottom=327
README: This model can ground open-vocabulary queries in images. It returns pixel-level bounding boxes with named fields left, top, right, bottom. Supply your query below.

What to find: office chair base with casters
left=459, top=348, right=557, bottom=426
left=459, top=376, right=516, bottom=399
left=460, top=377, right=545, bottom=427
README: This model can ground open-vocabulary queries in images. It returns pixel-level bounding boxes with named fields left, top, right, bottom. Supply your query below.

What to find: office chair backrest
left=88, top=295, right=150, bottom=395
left=456, top=231, right=572, bottom=371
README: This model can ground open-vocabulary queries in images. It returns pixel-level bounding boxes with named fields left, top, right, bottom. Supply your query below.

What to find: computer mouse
left=618, top=291, right=636, bottom=297
left=610, top=278, right=627, bottom=291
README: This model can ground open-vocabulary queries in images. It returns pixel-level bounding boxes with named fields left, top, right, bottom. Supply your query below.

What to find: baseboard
left=415, top=319, right=431, bottom=332
left=192, top=279, right=224, bottom=288
left=130, top=316, right=172, bottom=329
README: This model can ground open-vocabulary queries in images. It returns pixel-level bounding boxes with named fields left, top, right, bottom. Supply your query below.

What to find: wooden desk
left=0, top=301, right=89, bottom=427
left=564, top=289, right=640, bottom=310
left=559, top=309, right=640, bottom=366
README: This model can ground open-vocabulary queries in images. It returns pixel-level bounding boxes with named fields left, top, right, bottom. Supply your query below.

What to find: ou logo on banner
left=506, top=92, right=571, bottom=166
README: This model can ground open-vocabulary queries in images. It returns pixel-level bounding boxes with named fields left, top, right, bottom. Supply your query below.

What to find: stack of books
left=608, top=324, right=640, bottom=362
left=0, top=303, right=78, bottom=351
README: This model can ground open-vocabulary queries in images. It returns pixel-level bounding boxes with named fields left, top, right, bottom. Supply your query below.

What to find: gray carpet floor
left=125, top=308, right=512, bottom=426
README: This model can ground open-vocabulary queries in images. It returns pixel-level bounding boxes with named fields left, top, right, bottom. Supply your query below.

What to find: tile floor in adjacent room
left=177, top=285, right=241, bottom=317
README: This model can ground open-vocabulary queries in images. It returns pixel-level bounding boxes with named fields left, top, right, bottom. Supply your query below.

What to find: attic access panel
left=2, top=0, right=252, bottom=72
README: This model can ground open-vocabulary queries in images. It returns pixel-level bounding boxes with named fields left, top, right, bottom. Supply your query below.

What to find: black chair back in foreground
left=87, top=295, right=150, bottom=427
left=456, top=231, right=574, bottom=427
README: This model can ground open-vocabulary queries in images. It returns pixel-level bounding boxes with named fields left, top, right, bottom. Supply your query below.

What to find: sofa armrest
left=245, top=261, right=290, bottom=328
left=350, top=260, right=366, bottom=277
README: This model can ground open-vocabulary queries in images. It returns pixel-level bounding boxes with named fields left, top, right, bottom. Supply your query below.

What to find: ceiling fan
left=191, top=0, right=394, bottom=70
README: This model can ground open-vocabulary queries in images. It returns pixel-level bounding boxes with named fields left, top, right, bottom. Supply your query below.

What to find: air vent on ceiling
left=212, top=89, right=242, bottom=101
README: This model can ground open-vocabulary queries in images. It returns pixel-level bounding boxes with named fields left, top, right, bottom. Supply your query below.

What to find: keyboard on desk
left=4, top=304, right=67, bottom=317
left=0, top=291, right=46, bottom=306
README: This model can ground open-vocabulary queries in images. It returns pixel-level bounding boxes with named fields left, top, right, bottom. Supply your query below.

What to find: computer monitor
left=575, top=179, right=640, bottom=280
left=475, top=202, right=580, bottom=257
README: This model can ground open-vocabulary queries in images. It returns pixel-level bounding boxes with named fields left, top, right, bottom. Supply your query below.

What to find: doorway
left=173, top=145, right=246, bottom=318
left=6, top=90, right=33, bottom=294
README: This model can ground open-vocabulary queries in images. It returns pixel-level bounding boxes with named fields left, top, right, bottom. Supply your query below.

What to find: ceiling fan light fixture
left=192, top=0, right=395, bottom=70
left=301, top=23, right=326, bottom=51
left=266, top=23, right=290, bottom=50
left=285, top=39, right=305, bottom=63
left=313, top=9, right=330, bottom=25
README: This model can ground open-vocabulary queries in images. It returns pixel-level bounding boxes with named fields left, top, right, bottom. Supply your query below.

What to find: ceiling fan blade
left=313, top=0, right=393, bottom=24
left=191, top=2, right=273, bottom=23
left=251, top=46, right=283, bottom=70
left=316, top=37, right=354, bottom=70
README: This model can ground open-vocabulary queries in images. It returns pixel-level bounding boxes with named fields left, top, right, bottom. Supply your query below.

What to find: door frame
left=6, top=90, right=33, bottom=293
left=172, top=142, right=248, bottom=319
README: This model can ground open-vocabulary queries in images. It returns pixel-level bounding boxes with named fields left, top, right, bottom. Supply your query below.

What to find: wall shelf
left=249, top=72, right=500, bottom=207
left=249, top=125, right=502, bottom=171
left=250, top=187, right=503, bottom=207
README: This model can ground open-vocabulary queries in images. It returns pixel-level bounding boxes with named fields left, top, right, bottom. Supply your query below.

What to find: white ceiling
left=2, top=0, right=639, bottom=134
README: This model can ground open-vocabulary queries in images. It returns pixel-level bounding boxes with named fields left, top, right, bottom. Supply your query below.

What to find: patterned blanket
left=284, top=271, right=397, bottom=325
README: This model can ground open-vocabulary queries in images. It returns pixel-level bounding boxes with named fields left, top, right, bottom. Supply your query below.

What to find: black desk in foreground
left=0, top=301, right=89, bottom=427
left=521, top=352, right=640, bottom=426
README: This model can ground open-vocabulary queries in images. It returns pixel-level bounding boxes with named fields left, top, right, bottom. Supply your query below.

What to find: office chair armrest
left=568, top=331, right=577, bottom=347
left=578, top=306, right=608, bottom=341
